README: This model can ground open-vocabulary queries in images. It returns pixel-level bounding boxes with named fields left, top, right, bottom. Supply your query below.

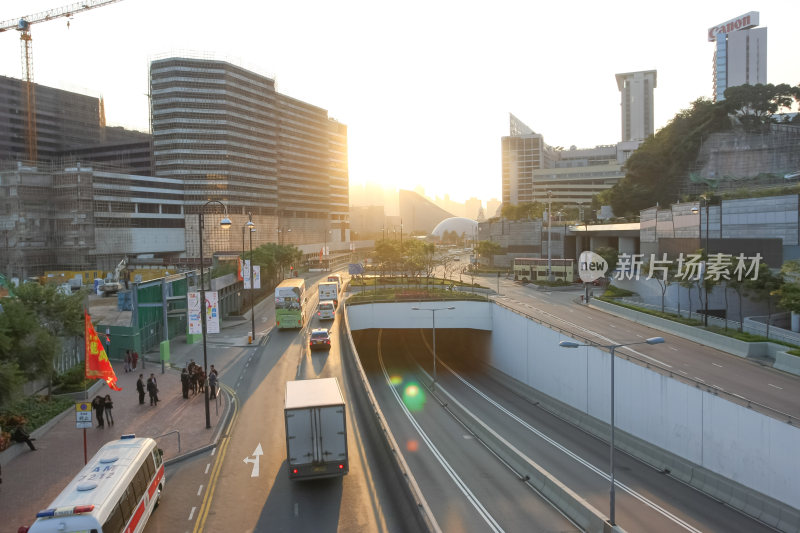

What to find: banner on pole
left=188, top=292, right=202, bottom=334
left=206, top=291, right=220, bottom=333
left=253, top=265, right=261, bottom=289
left=243, top=259, right=251, bottom=289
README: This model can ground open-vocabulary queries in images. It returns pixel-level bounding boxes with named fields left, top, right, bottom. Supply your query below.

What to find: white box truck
left=284, top=377, right=348, bottom=480
left=318, top=281, right=339, bottom=307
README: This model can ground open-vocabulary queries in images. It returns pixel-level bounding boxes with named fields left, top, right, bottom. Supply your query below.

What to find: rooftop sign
left=708, top=11, right=759, bottom=42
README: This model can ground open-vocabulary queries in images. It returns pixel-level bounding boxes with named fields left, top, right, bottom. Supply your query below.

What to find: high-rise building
left=501, top=114, right=630, bottom=208
left=149, top=57, right=348, bottom=258
left=501, top=114, right=557, bottom=205
left=708, top=11, right=767, bottom=102
left=615, top=70, right=657, bottom=142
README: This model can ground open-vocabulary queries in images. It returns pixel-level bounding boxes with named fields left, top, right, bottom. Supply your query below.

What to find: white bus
left=24, top=435, right=164, bottom=533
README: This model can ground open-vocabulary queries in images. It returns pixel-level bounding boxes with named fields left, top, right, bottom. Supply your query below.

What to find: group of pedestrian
left=135, top=373, right=160, bottom=406
left=123, top=349, right=140, bottom=373
left=90, top=394, right=115, bottom=428
left=180, top=361, right=218, bottom=399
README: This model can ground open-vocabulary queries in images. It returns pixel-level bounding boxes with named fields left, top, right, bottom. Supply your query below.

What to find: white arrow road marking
left=243, top=443, right=264, bottom=477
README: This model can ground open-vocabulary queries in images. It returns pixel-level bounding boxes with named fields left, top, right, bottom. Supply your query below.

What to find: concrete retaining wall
left=489, top=303, right=800, bottom=526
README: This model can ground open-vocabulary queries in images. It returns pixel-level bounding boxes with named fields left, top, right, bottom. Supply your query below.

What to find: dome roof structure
left=430, top=217, right=478, bottom=238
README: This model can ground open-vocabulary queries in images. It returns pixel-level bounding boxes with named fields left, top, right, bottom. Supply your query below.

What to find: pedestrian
left=103, top=394, right=114, bottom=426
left=11, top=425, right=36, bottom=451
left=136, top=374, right=145, bottom=405
left=209, top=367, right=218, bottom=399
left=181, top=367, right=190, bottom=399
left=124, top=350, right=131, bottom=373
left=147, top=373, right=159, bottom=406
left=91, top=395, right=105, bottom=428
left=131, top=351, right=139, bottom=371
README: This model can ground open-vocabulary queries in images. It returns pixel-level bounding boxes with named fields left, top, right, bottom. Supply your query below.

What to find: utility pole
left=547, top=190, right=553, bottom=281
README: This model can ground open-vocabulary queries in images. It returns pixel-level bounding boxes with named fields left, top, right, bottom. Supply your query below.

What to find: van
left=317, top=300, right=335, bottom=320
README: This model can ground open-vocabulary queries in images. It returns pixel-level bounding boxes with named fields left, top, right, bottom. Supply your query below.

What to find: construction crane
left=0, top=0, right=123, bottom=163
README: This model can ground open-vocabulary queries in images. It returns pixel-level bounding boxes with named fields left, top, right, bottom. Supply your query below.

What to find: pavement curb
left=163, top=383, right=236, bottom=467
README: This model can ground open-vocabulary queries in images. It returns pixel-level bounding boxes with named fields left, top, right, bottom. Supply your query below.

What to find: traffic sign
left=75, top=401, right=92, bottom=428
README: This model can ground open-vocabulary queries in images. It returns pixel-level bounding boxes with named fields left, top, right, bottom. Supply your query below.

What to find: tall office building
left=501, top=114, right=557, bottom=205
left=150, top=57, right=349, bottom=258
left=615, top=70, right=657, bottom=142
left=708, top=11, right=767, bottom=102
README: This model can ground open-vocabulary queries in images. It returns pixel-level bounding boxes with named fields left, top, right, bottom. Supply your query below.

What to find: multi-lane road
left=146, top=272, right=797, bottom=532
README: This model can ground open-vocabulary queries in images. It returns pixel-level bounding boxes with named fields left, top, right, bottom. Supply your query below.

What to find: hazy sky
left=1, top=1, right=798, bottom=204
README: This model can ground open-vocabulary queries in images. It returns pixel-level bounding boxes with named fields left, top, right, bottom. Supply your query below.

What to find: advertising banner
left=206, top=291, right=220, bottom=333
left=253, top=265, right=261, bottom=289
left=188, top=291, right=202, bottom=334
left=243, top=260, right=251, bottom=289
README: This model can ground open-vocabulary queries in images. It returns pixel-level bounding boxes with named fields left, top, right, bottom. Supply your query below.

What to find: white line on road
left=608, top=324, right=616, bottom=328
left=636, top=334, right=643, bottom=338
left=437, top=359, right=703, bottom=533
left=694, top=377, right=706, bottom=383
left=197, top=485, right=204, bottom=496
left=712, top=363, right=723, bottom=368
left=188, top=507, right=196, bottom=520
left=378, top=334, right=499, bottom=532
left=678, top=370, right=688, bottom=375
left=769, top=383, right=783, bottom=390
left=710, top=385, right=724, bottom=391
left=669, top=347, right=679, bottom=351
left=205, top=463, right=210, bottom=474
left=211, top=447, right=216, bottom=456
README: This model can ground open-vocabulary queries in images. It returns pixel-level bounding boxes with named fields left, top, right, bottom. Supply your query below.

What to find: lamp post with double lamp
left=411, top=306, right=455, bottom=391
left=692, top=198, right=711, bottom=326
left=243, top=214, right=256, bottom=344
left=198, top=201, right=232, bottom=429
left=558, top=336, right=665, bottom=526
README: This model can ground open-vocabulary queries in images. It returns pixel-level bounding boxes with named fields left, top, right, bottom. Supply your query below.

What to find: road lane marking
left=769, top=384, right=783, bottom=390
left=694, top=377, right=705, bottom=383
left=678, top=370, right=688, bottom=375
left=193, top=383, right=240, bottom=533
left=669, top=347, right=678, bottom=351
left=712, top=363, right=723, bottom=368
left=377, top=331, right=500, bottom=533
left=197, top=485, right=204, bottom=496
left=432, top=355, right=703, bottom=533
left=205, top=463, right=210, bottom=474
left=636, top=334, right=643, bottom=338
left=189, top=507, right=196, bottom=520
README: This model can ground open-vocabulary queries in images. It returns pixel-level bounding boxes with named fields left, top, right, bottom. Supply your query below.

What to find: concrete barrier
left=341, top=300, right=440, bottom=533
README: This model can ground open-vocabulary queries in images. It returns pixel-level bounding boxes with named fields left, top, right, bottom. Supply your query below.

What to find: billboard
left=708, top=11, right=759, bottom=42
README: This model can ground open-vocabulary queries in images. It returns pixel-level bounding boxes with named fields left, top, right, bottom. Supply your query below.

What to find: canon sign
left=707, top=11, right=759, bottom=42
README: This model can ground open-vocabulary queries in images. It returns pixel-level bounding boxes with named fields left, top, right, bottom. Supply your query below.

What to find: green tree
left=777, top=259, right=800, bottom=318
left=475, top=240, right=502, bottom=267
left=744, top=263, right=783, bottom=339
left=723, top=83, right=799, bottom=131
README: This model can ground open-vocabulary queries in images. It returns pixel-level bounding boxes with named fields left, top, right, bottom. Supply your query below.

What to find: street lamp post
left=559, top=336, right=665, bottom=526
left=198, top=201, right=232, bottom=429
left=692, top=198, right=711, bottom=326
left=244, top=214, right=256, bottom=344
left=546, top=190, right=554, bottom=281
left=411, top=306, right=455, bottom=391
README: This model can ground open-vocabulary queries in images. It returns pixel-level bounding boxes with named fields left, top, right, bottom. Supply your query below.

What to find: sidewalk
left=0, top=356, right=230, bottom=530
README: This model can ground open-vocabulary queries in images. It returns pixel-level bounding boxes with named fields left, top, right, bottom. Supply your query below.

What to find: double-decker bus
left=24, top=435, right=164, bottom=533
left=513, top=257, right=575, bottom=282
left=275, top=278, right=307, bottom=329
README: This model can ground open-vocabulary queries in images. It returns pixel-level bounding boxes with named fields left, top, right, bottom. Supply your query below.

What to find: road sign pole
left=84, top=428, right=87, bottom=464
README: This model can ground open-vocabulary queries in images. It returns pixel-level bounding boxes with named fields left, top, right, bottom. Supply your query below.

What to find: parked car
left=309, top=328, right=332, bottom=350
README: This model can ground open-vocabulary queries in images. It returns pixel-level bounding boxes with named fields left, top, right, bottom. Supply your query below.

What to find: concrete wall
left=489, top=303, right=800, bottom=511
left=346, top=301, right=493, bottom=331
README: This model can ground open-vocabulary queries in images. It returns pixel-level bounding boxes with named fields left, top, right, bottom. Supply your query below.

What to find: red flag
left=85, top=311, right=122, bottom=391
left=237, top=257, right=244, bottom=281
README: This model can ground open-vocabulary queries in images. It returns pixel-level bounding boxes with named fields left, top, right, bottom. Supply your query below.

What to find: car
left=317, top=300, right=335, bottom=320
left=309, top=328, right=332, bottom=350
